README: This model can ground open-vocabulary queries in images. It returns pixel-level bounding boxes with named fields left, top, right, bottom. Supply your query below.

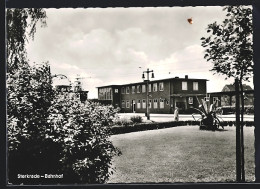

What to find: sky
left=26, top=6, right=254, bottom=99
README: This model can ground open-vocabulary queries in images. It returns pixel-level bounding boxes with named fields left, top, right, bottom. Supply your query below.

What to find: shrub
left=245, top=106, right=254, bottom=115
left=110, top=120, right=254, bottom=135
left=8, top=63, right=121, bottom=184
left=7, top=63, right=58, bottom=184
left=130, top=115, right=143, bottom=124
left=114, top=117, right=133, bottom=127
left=221, top=106, right=254, bottom=115
left=47, top=94, right=121, bottom=184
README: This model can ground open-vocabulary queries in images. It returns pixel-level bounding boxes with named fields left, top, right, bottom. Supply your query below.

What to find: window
left=149, top=99, right=152, bottom=108
left=104, top=88, right=107, bottom=99
left=204, top=97, right=210, bottom=102
left=137, top=85, right=141, bottom=93
left=148, top=84, right=152, bottom=92
left=153, top=99, right=158, bottom=109
left=142, top=99, right=146, bottom=109
left=159, top=82, right=164, bottom=91
left=213, top=97, right=219, bottom=106
left=121, top=87, right=125, bottom=94
left=160, top=99, right=164, bottom=109
left=193, top=82, right=198, bottom=91
left=153, top=83, right=158, bottom=92
left=104, top=88, right=112, bottom=100
left=137, top=99, right=141, bottom=109
left=109, top=88, right=112, bottom=99
left=142, top=85, right=146, bottom=93
left=115, top=88, right=118, bottom=93
left=126, top=100, right=130, bottom=108
left=122, top=100, right=125, bottom=108
left=182, top=81, right=187, bottom=90
left=126, top=86, right=130, bottom=94
left=132, top=86, right=135, bottom=94
left=188, top=97, right=193, bottom=104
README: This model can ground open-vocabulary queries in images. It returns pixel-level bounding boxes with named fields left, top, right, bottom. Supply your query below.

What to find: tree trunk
left=235, top=78, right=242, bottom=182
left=239, top=80, right=245, bottom=182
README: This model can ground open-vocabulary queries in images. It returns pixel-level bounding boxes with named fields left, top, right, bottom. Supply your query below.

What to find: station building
left=97, top=75, right=209, bottom=113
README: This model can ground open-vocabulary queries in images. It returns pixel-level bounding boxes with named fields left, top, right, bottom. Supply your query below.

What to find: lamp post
left=142, top=68, right=154, bottom=120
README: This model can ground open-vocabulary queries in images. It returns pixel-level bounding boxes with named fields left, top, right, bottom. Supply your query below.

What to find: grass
left=109, top=126, right=255, bottom=183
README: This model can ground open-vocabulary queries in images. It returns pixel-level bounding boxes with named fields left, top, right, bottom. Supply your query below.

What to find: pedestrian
left=173, top=107, right=179, bottom=121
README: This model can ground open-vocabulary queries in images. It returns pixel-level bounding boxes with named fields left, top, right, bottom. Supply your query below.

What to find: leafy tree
left=201, top=6, right=253, bottom=81
left=201, top=6, right=253, bottom=182
left=6, top=8, right=56, bottom=184
left=48, top=93, right=121, bottom=183
left=6, top=8, right=47, bottom=73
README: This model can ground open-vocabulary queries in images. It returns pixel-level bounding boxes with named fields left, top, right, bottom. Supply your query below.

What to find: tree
left=7, top=8, right=121, bottom=184
left=6, top=8, right=55, bottom=184
left=6, top=8, right=47, bottom=74
left=201, top=6, right=253, bottom=182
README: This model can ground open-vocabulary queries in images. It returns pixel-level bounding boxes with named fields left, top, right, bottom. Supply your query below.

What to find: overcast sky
left=26, top=6, right=254, bottom=99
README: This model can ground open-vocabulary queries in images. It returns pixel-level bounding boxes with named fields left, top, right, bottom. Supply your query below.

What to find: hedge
left=221, top=106, right=254, bottom=115
left=110, top=121, right=254, bottom=135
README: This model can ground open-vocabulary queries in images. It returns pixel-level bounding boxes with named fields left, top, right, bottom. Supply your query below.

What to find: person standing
left=173, top=107, right=179, bottom=121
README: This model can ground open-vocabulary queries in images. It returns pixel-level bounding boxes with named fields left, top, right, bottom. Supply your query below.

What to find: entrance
left=170, top=97, right=174, bottom=113
left=132, top=100, right=136, bottom=113
left=176, top=102, right=186, bottom=112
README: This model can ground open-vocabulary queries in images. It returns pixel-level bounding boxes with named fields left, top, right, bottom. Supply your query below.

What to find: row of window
left=121, top=82, right=164, bottom=94
left=182, top=81, right=198, bottom=91
left=121, top=81, right=199, bottom=94
left=122, top=99, right=166, bottom=109
left=187, top=97, right=219, bottom=105
left=99, top=87, right=112, bottom=100
left=121, top=97, right=219, bottom=109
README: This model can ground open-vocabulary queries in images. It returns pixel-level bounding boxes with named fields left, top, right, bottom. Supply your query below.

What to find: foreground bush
left=47, top=94, right=121, bottom=183
left=7, top=63, right=58, bottom=184
left=7, top=65, right=121, bottom=184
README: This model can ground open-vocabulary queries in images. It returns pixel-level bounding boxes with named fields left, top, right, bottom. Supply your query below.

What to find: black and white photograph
left=6, top=3, right=255, bottom=185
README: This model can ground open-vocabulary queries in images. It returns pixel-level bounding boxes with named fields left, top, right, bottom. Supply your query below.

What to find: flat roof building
left=97, top=75, right=208, bottom=114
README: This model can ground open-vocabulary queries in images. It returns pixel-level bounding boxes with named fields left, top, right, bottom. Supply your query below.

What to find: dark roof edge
left=96, top=85, right=121, bottom=88
left=97, top=77, right=208, bottom=88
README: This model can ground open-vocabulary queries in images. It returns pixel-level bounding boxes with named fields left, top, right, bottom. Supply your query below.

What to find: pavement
left=118, top=113, right=254, bottom=122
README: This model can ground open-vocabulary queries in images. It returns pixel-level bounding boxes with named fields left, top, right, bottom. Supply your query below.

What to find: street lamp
left=142, top=68, right=154, bottom=120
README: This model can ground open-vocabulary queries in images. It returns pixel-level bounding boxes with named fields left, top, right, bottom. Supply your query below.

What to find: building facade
left=97, top=85, right=121, bottom=107
left=208, top=84, right=254, bottom=107
left=97, top=75, right=208, bottom=113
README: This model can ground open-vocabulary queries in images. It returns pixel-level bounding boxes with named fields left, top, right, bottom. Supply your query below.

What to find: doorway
left=176, top=102, right=186, bottom=112
left=132, top=100, right=136, bottom=113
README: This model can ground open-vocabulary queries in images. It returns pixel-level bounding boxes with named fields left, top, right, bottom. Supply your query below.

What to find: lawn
left=108, top=126, right=255, bottom=183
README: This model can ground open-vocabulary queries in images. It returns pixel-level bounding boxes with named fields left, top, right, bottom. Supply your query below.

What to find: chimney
left=185, top=75, right=188, bottom=79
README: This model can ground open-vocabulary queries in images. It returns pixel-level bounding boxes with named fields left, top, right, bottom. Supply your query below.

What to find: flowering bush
left=47, top=93, right=121, bottom=183
left=7, top=63, right=121, bottom=184
left=7, top=62, right=61, bottom=184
